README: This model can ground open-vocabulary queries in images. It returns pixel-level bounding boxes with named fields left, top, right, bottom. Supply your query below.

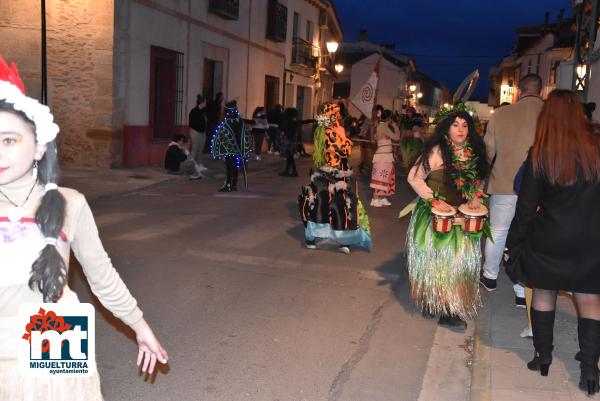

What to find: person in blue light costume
left=211, top=100, right=252, bottom=192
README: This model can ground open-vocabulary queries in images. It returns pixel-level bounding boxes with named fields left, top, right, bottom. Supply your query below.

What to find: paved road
left=65, top=154, right=460, bottom=401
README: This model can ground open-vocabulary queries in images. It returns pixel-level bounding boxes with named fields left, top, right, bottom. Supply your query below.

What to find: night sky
left=336, top=0, right=574, bottom=100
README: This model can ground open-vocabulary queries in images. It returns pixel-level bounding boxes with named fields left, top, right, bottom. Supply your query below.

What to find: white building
left=0, top=0, right=342, bottom=167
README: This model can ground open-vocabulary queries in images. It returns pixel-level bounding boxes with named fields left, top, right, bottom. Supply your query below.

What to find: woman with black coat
left=506, top=90, right=600, bottom=395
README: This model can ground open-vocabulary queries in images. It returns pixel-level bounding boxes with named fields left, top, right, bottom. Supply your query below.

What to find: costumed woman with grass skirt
left=406, top=111, right=491, bottom=328
left=298, top=103, right=372, bottom=254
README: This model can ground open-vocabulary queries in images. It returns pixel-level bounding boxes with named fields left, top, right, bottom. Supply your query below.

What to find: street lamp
left=443, top=103, right=449, bottom=109
left=334, top=64, right=344, bottom=73
left=326, top=41, right=339, bottom=54
left=416, top=92, right=423, bottom=99
left=409, top=84, right=417, bottom=92
left=41, top=0, right=47, bottom=105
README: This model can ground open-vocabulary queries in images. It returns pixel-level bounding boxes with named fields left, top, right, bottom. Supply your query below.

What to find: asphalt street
left=65, top=152, right=472, bottom=401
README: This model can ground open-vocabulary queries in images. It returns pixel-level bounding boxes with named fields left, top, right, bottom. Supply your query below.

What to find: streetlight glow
left=334, top=64, right=344, bottom=73
left=326, top=41, right=339, bottom=53
left=416, top=92, right=423, bottom=99
left=409, top=84, right=417, bottom=92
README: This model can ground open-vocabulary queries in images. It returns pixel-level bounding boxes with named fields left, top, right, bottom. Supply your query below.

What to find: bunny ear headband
left=0, top=54, right=59, bottom=144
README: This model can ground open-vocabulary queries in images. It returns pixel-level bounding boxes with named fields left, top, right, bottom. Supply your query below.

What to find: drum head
left=458, top=203, right=488, bottom=217
left=432, top=205, right=456, bottom=217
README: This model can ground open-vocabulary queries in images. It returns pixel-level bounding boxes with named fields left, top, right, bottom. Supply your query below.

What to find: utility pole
left=41, top=0, right=47, bottom=105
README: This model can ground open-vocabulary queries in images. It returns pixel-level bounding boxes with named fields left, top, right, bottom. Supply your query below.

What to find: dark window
left=306, top=20, right=312, bottom=42
left=149, top=46, right=184, bottom=140
left=266, top=0, right=287, bottom=42
left=208, top=0, right=239, bottom=20
left=293, top=12, right=299, bottom=38
left=265, top=75, right=280, bottom=111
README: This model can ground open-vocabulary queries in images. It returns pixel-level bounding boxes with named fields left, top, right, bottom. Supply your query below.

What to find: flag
left=351, top=56, right=380, bottom=117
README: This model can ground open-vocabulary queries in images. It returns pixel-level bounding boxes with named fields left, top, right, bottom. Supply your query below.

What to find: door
left=203, top=58, right=224, bottom=103
left=264, top=75, right=280, bottom=111
left=150, top=46, right=178, bottom=140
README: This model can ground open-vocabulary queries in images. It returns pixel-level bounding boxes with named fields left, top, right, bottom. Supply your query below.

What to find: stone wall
left=0, top=0, right=116, bottom=167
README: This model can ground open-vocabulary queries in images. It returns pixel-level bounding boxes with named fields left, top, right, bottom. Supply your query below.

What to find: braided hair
left=0, top=100, right=67, bottom=302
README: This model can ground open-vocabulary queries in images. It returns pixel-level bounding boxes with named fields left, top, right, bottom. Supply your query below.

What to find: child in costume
left=406, top=110, right=490, bottom=328
left=0, top=55, right=168, bottom=401
left=370, top=109, right=400, bottom=207
left=298, top=103, right=372, bottom=254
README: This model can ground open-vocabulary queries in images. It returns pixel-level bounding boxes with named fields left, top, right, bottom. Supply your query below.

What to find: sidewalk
left=471, top=273, right=590, bottom=401
left=59, top=152, right=288, bottom=200
left=60, top=165, right=173, bottom=200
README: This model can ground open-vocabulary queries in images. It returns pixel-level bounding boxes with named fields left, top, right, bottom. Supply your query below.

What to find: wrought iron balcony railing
left=291, top=37, right=316, bottom=68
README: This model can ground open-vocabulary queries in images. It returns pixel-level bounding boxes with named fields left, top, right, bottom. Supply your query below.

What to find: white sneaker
left=380, top=198, right=391, bottom=206
left=338, top=246, right=350, bottom=254
left=267, top=150, right=273, bottom=154
left=188, top=174, right=202, bottom=180
left=197, top=164, right=208, bottom=172
left=370, top=198, right=383, bottom=207
left=255, top=155, right=261, bottom=161
left=274, top=151, right=280, bottom=155
left=520, top=327, right=533, bottom=338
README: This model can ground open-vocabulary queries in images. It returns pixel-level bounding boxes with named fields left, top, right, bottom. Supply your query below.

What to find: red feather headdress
left=0, top=55, right=26, bottom=94
left=0, top=54, right=59, bottom=144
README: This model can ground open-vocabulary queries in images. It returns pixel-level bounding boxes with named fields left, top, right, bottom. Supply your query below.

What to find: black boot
left=577, top=317, right=600, bottom=395
left=218, top=183, right=232, bottom=192
left=528, top=309, right=555, bottom=376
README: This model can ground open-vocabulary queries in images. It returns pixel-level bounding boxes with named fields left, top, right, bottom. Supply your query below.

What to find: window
left=549, top=60, right=559, bottom=85
left=265, top=75, right=280, bottom=111
left=306, top=20, right=312, bottom=42
left=293, top=12, right=299, bottom=39
left=208, top=0, right=239, bottom=20
left=149, top=46, right=184, bottom=140
left=266, top=0, right=287, bottom=42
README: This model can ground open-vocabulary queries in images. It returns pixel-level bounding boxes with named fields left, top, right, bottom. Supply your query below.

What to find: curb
left=470, top=294, right=492, bottom=401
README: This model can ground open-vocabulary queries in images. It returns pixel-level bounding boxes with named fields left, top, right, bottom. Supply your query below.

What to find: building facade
left=488, top=12, right=575, bottom=106
left=334, top=32, right=447, bottom=119
left=0, top=0, right=342, bottom=167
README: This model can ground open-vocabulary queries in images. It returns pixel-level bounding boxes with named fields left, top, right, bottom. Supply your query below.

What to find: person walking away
left=480, top=74, right=543, bottom=308
left=279, top=108, right=314, bottom=177
left=188, top=94, right=208, bottom=172
left=370, top=109, right=400, bottom=207
left=267, top=104, right=282, bottom=154
left=505, top=90, right=600, bottom=395
left=251, top=107, right=268, bottom=161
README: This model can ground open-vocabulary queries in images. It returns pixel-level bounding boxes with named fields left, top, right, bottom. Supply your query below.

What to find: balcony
left=291, top=37, right=316, bottom=68
left=208, top=0, right=239, bottom=20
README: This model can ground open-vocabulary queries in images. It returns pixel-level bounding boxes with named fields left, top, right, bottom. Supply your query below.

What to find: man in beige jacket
left=480, top=74, right=543, bottom=304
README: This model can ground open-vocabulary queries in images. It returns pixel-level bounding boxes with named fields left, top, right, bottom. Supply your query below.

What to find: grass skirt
left=406, top=200, right=482, bottom=320
left=0, top=359, right=103, bottom=401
